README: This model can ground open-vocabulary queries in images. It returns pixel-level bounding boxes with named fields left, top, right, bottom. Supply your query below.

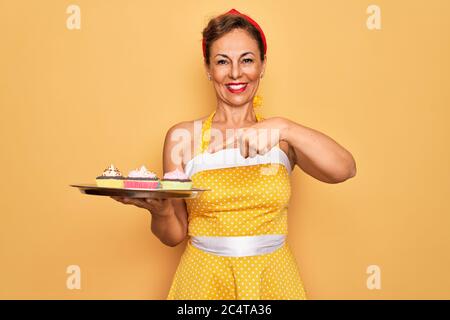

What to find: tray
left=70, top=184, right=209, bottom=199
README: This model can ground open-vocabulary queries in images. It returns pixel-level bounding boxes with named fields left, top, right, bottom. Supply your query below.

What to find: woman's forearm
left=151, top=207, right=187, bottom=247
left=282, top=118, right=357, bottom=182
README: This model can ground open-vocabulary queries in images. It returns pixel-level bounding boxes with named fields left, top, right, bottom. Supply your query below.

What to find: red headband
left=202, top=8, right=267, bottom=59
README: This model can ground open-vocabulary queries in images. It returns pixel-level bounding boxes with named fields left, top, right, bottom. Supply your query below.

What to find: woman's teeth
left=227, top=84, right=247, bottom=89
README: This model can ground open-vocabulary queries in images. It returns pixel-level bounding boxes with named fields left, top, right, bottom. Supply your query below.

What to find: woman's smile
left=225, top=82, right=248, bottom=93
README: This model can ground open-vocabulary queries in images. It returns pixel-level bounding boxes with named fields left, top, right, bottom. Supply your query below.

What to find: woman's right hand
left=110, top=196, right=173, bottom=217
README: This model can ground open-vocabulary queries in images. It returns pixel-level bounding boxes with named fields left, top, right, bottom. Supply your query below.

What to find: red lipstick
left=225, top=82, right=248, bottom=94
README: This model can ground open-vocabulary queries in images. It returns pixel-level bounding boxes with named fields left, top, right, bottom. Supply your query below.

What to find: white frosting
left=101, top=164, right=122, bottom=177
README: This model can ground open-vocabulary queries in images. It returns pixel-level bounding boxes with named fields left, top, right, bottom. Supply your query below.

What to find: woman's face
left=206, top=28, right=266, bottom=108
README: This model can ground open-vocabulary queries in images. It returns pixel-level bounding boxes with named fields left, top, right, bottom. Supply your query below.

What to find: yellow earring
left=253, top=94, right=263, bottom=109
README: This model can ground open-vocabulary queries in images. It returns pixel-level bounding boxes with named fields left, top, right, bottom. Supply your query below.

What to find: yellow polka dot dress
left=167, top=112, right=307, bottom=300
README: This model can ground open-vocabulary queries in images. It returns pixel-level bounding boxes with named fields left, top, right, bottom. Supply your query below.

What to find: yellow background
left=1, top=0, right=449, bottom=299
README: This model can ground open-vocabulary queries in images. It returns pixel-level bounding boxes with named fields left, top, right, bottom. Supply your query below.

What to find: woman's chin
left=224, top=95, right=251, bottom=105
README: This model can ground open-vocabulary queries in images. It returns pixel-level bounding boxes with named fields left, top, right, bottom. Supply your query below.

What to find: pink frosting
left=163, top=168, right=188, bottom=180
left=127, top=165, right=157, bottom=178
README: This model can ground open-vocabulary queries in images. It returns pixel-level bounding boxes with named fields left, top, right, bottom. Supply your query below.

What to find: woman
left=112, top=8, right=356, bottom=300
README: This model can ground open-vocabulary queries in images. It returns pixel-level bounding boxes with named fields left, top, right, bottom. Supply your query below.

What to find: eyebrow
left=215, top=52, right=254, bottom=58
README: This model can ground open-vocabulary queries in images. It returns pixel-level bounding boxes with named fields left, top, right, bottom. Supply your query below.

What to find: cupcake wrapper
left=124, top=180, right=160, bottom=189
left=96, top=178, right=125, bottom=189
left=161, top=181, right=192, bottom=190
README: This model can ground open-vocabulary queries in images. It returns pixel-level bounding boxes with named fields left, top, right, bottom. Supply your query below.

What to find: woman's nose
left=230, top=61, right=242, bottom=79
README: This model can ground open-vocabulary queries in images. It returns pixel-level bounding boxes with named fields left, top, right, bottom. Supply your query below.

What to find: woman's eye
left=217, top=59, right=253, bottom=65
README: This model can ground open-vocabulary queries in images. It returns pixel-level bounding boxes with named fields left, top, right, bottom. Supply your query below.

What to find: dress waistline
left=190, top=234, right=286, bottom=257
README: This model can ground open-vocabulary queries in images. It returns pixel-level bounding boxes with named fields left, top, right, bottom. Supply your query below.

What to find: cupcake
left=161, top=169, right=192, bottom=190
left=96, top=164, right=125, bottom=188
left=124, top=165, right=160, bottom=189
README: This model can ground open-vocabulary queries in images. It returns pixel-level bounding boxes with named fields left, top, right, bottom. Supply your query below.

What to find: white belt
left=190, top=234, right=286, bottom=257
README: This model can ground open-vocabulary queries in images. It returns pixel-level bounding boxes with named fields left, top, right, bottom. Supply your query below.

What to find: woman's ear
left=261, top=55, right=267, bottom=77
left=204, top=61, right=211, bottom=80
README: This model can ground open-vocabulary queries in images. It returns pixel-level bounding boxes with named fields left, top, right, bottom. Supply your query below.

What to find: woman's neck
left=213, top=101, right=257, bottom=127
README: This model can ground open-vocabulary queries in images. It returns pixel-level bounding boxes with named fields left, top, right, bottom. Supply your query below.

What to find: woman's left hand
left=209, top=117, right=291, bottom=158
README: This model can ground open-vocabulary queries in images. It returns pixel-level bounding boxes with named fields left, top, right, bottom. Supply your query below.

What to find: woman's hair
left=202, top=13, right=265, bottom=66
